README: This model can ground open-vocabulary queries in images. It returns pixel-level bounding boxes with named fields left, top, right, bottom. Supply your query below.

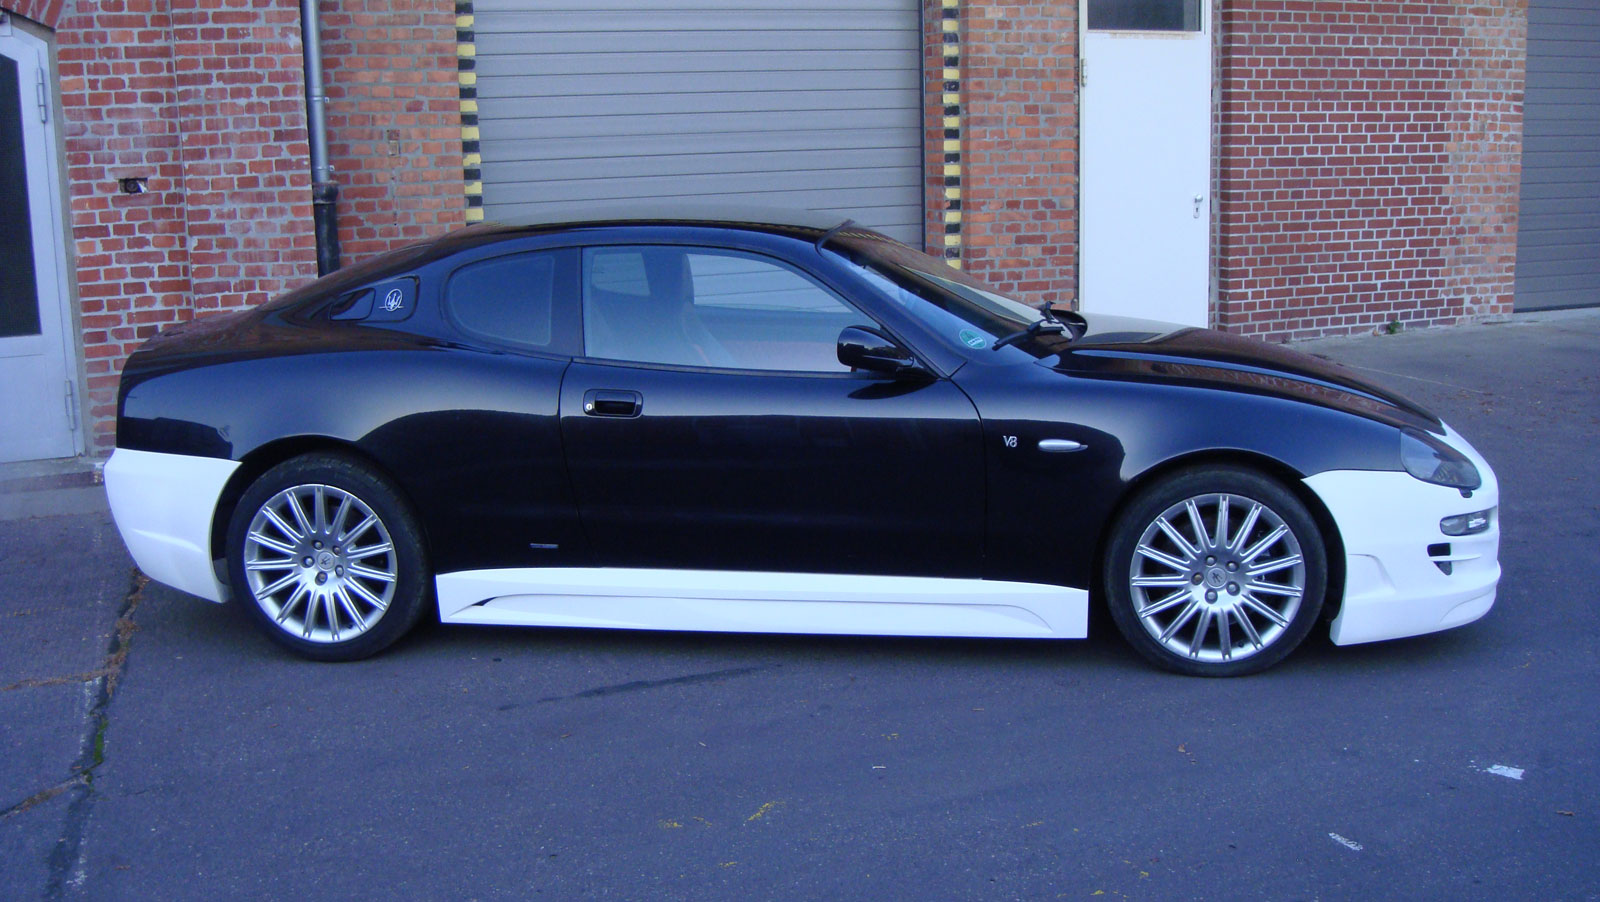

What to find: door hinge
left=37, top=67, right=49, bottom=123
left=64, top=381, right=79, bottom=431
left=1079, top=59, right=1088, bottom=88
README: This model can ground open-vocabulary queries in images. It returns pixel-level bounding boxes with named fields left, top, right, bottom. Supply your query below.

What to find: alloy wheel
left=1126, top=492, right=1306, bottom=664
left=242, top=483, right=398, bottom=644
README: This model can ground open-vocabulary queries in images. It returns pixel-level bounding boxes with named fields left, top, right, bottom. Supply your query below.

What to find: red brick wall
left=46, top=0, right=318, bottom=447
left=959, top=0, right=1079, bottom=306
left=6, top=0, right=468, bottom=451
left=50, top=0, right=320, bottom=450
left=2, top=0, right=63, bottom=27
left=50, top=0, right=189, bottom=448
left=318, top=0, right=465, bottom=260
left=168, top=0, right=319, bottom=312
left=1216, top=0, right=1526, bottom=340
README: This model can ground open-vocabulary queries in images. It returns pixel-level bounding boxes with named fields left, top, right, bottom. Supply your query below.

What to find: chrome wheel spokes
left=1127, top=492, right=1305, bottom=663
left=244, top=483, right=397, bottom=644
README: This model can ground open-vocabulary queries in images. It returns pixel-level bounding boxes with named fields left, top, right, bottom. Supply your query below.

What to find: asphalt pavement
left=2, top=309, right=1597, bottom=901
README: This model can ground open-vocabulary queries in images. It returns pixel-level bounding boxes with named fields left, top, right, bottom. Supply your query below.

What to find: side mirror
left=838, top=326, right=923, bottom=376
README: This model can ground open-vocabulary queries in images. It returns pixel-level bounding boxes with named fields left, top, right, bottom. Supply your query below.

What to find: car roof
left=258, top=206, right=855, bottom=315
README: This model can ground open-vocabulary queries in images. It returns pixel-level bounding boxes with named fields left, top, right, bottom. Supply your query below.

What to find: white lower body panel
left=1305, top=426, right=1500, bottom=646
left=436, top=568, right=1089, bottom=640
left=104, top=448, right=238, bottom=603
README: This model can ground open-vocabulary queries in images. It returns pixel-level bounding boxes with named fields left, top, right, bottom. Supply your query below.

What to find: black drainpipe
left=299, top=0, right=340, bottom=275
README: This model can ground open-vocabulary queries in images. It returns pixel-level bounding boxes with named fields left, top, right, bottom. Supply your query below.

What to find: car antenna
left=815, top=218, right=857, bottom=253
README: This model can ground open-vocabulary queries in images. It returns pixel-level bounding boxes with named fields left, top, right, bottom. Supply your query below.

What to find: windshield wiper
left=991, top=318, right=1067, bottom=351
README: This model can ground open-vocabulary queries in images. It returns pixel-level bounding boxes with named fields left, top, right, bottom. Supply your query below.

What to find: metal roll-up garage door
left=471, top=1, right=924, bottom=244
left=1515, top=0, right=1600, bottom=310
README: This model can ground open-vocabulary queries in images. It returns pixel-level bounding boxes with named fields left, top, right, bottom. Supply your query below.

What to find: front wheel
left=1104, top=467, right=1327, bottom=677
left=225, top=454, right=430, bottom=661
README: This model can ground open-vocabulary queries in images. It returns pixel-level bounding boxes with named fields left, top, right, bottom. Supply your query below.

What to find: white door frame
left=1076, top=0, right=1214, bottom=327
left=0, top=14, right=82, bottom=461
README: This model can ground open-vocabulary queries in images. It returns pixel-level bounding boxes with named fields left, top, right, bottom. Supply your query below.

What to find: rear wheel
left=225, top=454, right=429, bottom=661
left=1104, top=467, right=1327, bottom=676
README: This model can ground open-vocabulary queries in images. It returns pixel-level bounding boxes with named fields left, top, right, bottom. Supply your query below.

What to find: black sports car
left=105, top=211, right=1500, bottom=676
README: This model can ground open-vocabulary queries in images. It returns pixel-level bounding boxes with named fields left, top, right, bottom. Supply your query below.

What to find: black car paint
left=559, top=360, right=985, bottom=578
left=117, top=219, right=1422, bottom=590
left=955, top=362, right=1403, bottom=588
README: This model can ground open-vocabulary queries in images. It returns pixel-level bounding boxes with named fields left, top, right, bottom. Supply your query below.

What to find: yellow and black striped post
left=457, top=2, right=484, bottom=223
left=940, top=0, right=962, bottom=268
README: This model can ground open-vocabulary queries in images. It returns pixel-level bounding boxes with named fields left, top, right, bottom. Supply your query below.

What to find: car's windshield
left=824, top=230, right=1073, bottom=358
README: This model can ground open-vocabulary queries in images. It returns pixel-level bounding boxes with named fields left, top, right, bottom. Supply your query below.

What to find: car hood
left=1048, top=314, right=1442, bottom=433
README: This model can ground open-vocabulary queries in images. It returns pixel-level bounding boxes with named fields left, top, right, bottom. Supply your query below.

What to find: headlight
left=1400, top=428, right=1481, bottom=490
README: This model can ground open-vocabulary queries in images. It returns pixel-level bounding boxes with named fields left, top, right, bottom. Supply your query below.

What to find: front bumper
left=105, top=448, right=239, bottom=603
left=1303, top=425, right=1500, bottom=646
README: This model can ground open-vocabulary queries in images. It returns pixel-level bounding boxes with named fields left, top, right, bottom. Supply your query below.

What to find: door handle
left=582, top=389, right=642, bottom=418
left=1038, top=438, right=1085, bottom=453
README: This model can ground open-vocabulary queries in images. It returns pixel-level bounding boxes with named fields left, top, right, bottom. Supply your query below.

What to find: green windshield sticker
left=958, top=329, right=987, bottom=349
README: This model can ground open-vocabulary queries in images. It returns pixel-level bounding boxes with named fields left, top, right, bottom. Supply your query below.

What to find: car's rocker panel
left=436, top=568, right=1089, bottom=639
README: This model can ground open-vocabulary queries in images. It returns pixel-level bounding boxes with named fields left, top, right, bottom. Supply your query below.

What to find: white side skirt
left=436, top=568, right=1089, bottom=640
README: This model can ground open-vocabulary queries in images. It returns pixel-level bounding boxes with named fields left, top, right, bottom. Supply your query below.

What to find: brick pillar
left=168, top=0, right=319, bottom=313
left=319, top=0, right=466, bottom=262
left=960, top=0, right=1079, bottom=306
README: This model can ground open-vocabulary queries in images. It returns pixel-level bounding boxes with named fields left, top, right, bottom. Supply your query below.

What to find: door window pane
left=582, top=247, right=871, bottom=372
left=446, top=252, right=557, bottom=348
left=688, top=253, right=847, bottom=314
left=589, top=249, right=651, bottom=297
left=1088, top=0, right=1200, bottom=31
left=0, top=55, right=41, bottom=339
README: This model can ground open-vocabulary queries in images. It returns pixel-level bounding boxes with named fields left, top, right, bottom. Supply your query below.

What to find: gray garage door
left=1515, top=0, right=1600, bottom=310
left=471, top=1, right=924, bottom=244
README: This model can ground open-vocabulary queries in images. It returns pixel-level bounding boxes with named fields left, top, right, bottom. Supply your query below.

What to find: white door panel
left=1080, top=1, right=1212, bottom=326
left=0, top=25, right=78, bottom=462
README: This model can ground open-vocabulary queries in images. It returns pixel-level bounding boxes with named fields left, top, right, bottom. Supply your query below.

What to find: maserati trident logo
left=382, top=288, right=404, bottom=312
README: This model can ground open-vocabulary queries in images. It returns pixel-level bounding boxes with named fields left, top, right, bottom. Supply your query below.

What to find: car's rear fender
left=205, top=436, right=419, bottom=602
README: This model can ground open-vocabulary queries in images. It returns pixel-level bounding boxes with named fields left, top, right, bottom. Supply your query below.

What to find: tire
left=225, top=453, right=429, bottom=661
left=1103, top=466, right=1327, bottom=677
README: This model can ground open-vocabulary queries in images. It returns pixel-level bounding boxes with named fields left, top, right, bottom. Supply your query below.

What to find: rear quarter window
left=446, top=252, right=558, bottom=349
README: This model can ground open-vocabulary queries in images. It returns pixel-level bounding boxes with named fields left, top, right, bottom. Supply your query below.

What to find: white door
left=1079, top=0, right=1211, bottom=326
left=0, top=24, right=79, bottom=462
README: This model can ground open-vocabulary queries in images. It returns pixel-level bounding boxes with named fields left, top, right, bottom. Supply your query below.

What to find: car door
left=559, top=243, right=985, bottom=578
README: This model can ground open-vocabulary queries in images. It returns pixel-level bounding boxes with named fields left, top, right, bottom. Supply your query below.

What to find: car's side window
left=446, top=251, right=559, bottom=349
left=581, top=246, right=872, bottom=372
